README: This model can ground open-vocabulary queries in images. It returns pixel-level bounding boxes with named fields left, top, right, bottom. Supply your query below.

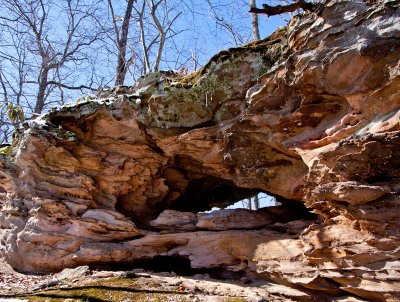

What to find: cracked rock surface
left=0, top=1, right=399, bottom=301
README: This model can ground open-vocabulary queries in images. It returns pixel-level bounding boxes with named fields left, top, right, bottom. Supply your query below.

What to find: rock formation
left=0, top=0, right=399, bottom=300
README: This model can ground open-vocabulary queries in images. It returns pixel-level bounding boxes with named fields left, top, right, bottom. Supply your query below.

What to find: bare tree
left=0, top=0, right=102, bottom=114
left=135, top=0, right=182, bottom=73
left=206, top=0, right=251, bottom=47
left=0, top=31, right=30, bottom=141
left=148, top=0, right=181, bottom=72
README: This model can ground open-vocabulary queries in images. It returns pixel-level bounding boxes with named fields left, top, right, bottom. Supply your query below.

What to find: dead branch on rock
left=249, top=0, right=315, bottom=16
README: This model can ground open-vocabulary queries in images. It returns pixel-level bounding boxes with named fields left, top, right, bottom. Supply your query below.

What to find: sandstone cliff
left=0, top=0, right=399, bottom=301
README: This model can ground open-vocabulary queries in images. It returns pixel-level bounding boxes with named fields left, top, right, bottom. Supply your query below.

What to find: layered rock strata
left=0, top=0, right=399, bottom=300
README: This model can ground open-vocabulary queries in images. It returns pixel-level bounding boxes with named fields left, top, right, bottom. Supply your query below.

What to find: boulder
left=150, top=210, right=197, bottom=231
left=196, top=209, right=274, bottom=230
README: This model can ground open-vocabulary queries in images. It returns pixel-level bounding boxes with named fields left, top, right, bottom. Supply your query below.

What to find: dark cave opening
left=169, top=176, right=261, bottom=213
left=127, top=256, right=198, bottom=276
left=116, top=172, right=318, bottom=229
left=90, top=256, right=205, bottom=276
left=167, top=174, right=317, bottom=221
left=135, top=256, right=194, bottom=275
left=90, top=256, right=246, bottom=280
left=115, top=174, right=266, bottom=228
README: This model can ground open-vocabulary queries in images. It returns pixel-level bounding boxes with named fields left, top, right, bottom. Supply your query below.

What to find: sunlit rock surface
left=0, top=0, right=399, bottom=300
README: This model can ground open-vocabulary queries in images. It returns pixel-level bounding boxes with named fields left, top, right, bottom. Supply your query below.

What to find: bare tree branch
left=249, top=0, right=314, bottom=16
left=47, top=81, right=98, bottom=91
left=25, top=80, right=97, bottom=91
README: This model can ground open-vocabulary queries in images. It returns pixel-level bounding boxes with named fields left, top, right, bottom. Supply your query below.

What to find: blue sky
left=153, top=1, right=289, bottom=76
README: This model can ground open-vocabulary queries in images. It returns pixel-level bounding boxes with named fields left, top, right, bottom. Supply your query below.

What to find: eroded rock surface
left=0, top=0, right=399, bottom=301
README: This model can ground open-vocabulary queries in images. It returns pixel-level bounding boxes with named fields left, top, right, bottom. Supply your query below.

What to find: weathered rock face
left=0, top=0, right=399, bottom=300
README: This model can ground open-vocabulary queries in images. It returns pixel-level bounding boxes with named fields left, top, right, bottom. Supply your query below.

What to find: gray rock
left=55, top=265, right=90, bottom=281
left=150, top=210, right=197, bottom=231
left=196, top=209, right=274, bottom=230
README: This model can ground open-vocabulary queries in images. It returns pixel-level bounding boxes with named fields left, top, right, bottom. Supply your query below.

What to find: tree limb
left=47, top=81, right=98, bottom=91
left=249, top=0, right=314, bottom=16
left=26, top=80, right=97, bottom=91
left=107, top=0, right=120, bottom=45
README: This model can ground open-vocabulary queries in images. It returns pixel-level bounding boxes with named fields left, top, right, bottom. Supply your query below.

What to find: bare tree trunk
left=247, top=198, right=253, bottom=210
left=149, top=0, right=165, bottom=72
left=0, top=72, right=8, bottom=105
left=153, top=31, right=165, bottom=72
left=249, top=0, right=260, bottom=40
left=191, top=49, right=199, bottom=71
left=253, top=194, right=260, bottom=210
left=115, top=0, right=135, bottom=86
left=35, top=67, right=49, bottom=113
left=138, top=1, right=151, bottom=74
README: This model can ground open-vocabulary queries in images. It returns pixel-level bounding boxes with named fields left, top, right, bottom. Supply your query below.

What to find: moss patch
left=221, top=298, right=248, bottom=302
left=18, top=278, right=191, bottom=302
left=0, top=145, right=11, bottom=156
left=14, top=277, right=253, bottom=301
